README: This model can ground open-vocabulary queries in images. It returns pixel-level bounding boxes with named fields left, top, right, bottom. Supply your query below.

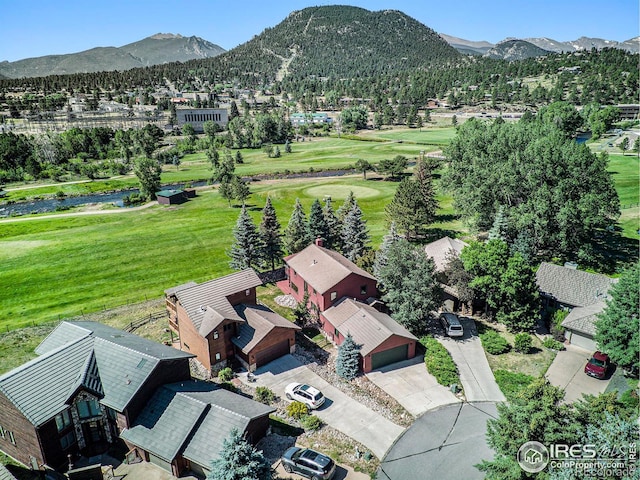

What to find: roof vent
left=564, top=261, right=578, bottom=269
left=199, top=305, right=207, bottom=312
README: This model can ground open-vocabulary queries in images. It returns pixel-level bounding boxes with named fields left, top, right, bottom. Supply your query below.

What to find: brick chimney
left=315, top=237, right=324, bottom=247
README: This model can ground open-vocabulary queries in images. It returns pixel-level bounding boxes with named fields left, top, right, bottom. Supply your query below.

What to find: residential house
left=424, top=236, right=469, bottom=312
left=165, top=269, right=299, bottom=373
left=536, top=262, right=618, bottom=350
left=278, top=239, right=378, bottom=316
left=120, top=380, right=274, bottom=477
left=0, top=321, right=275, bottom=478
left=321, top=298, right=418, bottom=372
left=0, top=321, right=193, bottom=472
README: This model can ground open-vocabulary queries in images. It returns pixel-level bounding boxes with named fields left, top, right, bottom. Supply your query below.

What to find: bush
left=218, top=367, right=234, bottom=382
left=542, top=338, right=565, bottom=350
left=254, top=386, right=275, bottom=405
left=550, top=309, right=568, bottom=341
left=494, top=370, right=536, bottom=401
left=619, top=388, right=639, bottom=412
left=514, top=333, right=533, bottom=353
left=479, top=330, right=511, bottom=355
left=300, top=414, right=323, bottom=431
left=420, top=336, right=460, bottom=387
left=219, top=381, right=238, bottom=393
left=286, top=401, right=309, bottom=420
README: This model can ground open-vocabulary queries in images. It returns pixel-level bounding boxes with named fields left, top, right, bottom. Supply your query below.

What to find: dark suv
left=281, top=447, right=336, bottom=480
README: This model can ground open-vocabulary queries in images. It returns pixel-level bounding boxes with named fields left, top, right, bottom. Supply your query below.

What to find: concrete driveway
left=365, top=356, right=460, bottom=416
left=436, top=318, right=506, bottom=402
left=377, top=402, right=499, bottom=480
left=545, top=344, right=611, bottom=403
left=245, top=355, right=405, bottom=459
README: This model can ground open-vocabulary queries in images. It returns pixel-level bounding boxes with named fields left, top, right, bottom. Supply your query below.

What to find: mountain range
left=0, top=6, right=637, bottom=80
left=0, top=33, right=225, bottom=78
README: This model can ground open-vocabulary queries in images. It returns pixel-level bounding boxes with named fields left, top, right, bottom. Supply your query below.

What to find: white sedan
left=284, top=382, right=325, bottom=409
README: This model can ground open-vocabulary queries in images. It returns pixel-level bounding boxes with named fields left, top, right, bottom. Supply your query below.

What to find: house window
left=213, top=330, right=219, bottom=339
left=8, top=431, right=16, bottom=446
left=215, top=352, right=221, bottom=361
left=55, top=409, right=72, bottom=432
left=360, top=285, right=368, bottom=295
left=290, top=282, right=298, bottom=294
left=184, top=342, right=190, bottom=350
left=303, top=281, right=308, bottom=293
left=330, top=291, right=337, bottom=301
left=245, top=289, right=251, bottom=296
left=77, top=399, right=101, bottom=419
left=334, top=327, right=339, bottom=337
left=60, top=430, right=76, bottom=450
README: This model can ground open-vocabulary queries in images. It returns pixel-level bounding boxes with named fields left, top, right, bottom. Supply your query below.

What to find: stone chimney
left=315, top=237, right=324, bottom=247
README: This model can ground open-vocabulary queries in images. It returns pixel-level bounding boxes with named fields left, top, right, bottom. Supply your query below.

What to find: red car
left=584, top=351, right=610, bottom=379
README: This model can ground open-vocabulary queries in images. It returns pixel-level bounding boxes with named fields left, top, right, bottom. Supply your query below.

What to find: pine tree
left=229, top=204, right=263, bottom=271
left=340, top=200, right=370, bottom=262
left=385, top=177, right=429, bottom=240
left=207, top=428, right=272, bottom=480
left=322, top=197, right=342, bottom=251
left=374, top=221, right=400, bottom=280
left=259, top=197, right=283, bottom=271
left=488, top=206, right=509, bottom=241
left=336, top=191, right=355, bottom=222
left=413, top=158, right=438, bottom=224
left=336, top=333, right=361, bottom=380
left=283, top=198, right=310, bottom=254
left=307, top=198, right=329, bottom=245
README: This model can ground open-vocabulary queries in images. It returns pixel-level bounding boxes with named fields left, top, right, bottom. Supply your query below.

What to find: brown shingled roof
left=285, top=244, right=376, bottom=294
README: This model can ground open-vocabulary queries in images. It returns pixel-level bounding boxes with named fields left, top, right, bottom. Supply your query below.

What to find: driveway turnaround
left=437, top=318, right=506, bottom=402
left=246, top=355, right=405, bottom=459
left=545, top=344, right=611, bottom=403
left=377, top=402, right=499, bottom=480
left=365, top=356, right=460, bottom=416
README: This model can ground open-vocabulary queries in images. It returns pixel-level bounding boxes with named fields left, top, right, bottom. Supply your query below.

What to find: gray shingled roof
left=0, top=321, right=194, bottom=425
left=232, top=304, right=300, bottom=354
left=536, top=262, right=618, bottom=307
left=181, top=386, right=275, bottom=469
left=322, top=298, right=417, bottom=356
left=122, top=381, right=274, bottom=467
left=0, top=336, right=94, bottom=427
left=171, top=269, right=263, bottom=336
left=284, top=244, right=376, bottom=294
left=561, top=301, right=606, bottom=336
left=0, top=464, right=17, bottom=480
left=424, top=236, right=468, bottom=272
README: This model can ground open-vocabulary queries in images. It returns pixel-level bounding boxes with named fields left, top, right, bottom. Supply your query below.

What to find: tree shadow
left=586, top=229, right=639, bottom=274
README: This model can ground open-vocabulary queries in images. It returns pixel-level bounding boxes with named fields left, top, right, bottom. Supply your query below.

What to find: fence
left=123, top=311, right=166, bottom=333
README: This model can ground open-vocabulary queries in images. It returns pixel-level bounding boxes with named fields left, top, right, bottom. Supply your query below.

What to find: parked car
left=281, top=447, right=336, bottom=480
left=584, top=351, right=610, bottom=379
left=440, top=312, right=464, bottom=338
left=284, top=382, right=325, bottom=409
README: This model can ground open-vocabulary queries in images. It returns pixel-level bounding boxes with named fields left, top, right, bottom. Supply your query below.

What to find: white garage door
left=567, top=330, right=596, bottom=352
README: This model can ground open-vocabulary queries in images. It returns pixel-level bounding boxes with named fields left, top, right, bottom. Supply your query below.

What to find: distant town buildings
left=175, top=107, right=229, bottom=132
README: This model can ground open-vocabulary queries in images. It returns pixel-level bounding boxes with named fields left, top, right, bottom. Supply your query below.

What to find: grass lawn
left=0, top=174, right=462, bottom=330
left=607, top=152, right=639, bottom=239
left=358, top=126, right=457, bottom=146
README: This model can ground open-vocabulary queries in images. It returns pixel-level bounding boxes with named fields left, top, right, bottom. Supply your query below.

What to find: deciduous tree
left=133, top=157, right=162, bottom=200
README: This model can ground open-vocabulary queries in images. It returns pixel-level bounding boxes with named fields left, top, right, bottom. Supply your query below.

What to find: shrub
left=619, top=388, right=639, bottom=413
left=300, top=414, right=323, bottom=431
left=494, top=370, right=536, bottom=401
left=514, top=333, right=533, bottom=353
left=286, top=401, right=309, bottom=420
left=218, top=367, right=234, bottom=382
left=479, top=330, right=511, bottom=355
left=550, top=309, right=568, bottom=341
left=542, top=338, right=565, bottom=350
left=219, top=381, right=238, bottom=393
left=254, top=386, right=275, bottom=405
left=420, top=336, right=460, bottom=387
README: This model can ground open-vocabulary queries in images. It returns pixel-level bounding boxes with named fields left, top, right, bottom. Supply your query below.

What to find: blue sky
left=1, top=0, right=638, bottom=62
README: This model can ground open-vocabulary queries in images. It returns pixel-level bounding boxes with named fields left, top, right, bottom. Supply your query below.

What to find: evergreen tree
left=340, top=200, right=370, bottom=262
left=284, top=198, right=310, bottom=254
left=307, top=198, right=329, bottom=244
left=378, top=239, right=443, bottom=334
left=373, top=221, right=400, bottom=280
left=413, top=158, right=438, bottom=222
left=235, top=151, right=243, bottom=164
left=229, top=100, right=240, bottom=120
left=322, top=197, right=342, bottom=251
left=284, top=139, right=292, bottom=153
left=207, top=428, right=272, bottom=480
left=488, top=206, right=509, bottom=241
left=385, top=177, right=429, bottom=240
left=336, top=191, right=355, bottom=222
left=336, top=333, right=361, bottom=380
left=229, top=204, right=263, bottom=271
left=510, top=229, right=536, bottom=264
left=595, top=262, right=639, bottom=373
left=259, top=197, right=283, bottom=271
left=496, top=253, right=540, bottom=332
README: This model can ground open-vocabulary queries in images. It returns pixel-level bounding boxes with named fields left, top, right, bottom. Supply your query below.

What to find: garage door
left=371, top=344, right=408, bottom=370
left=254, top=339, right=290, bottom=367
left=149, top=453, right=172, bottom=473
left=567, top=331, right=596, bottom=352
